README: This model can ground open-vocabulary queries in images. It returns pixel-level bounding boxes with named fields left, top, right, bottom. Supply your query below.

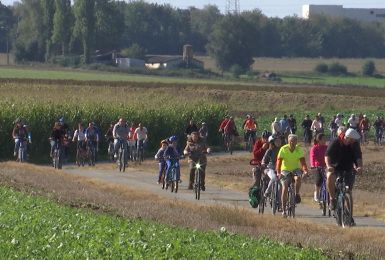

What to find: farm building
left=145, top=55, right=203, bottom=70
left=302, top=5, right=385, bottom=23
left=115, top=58, right=145, bottom=69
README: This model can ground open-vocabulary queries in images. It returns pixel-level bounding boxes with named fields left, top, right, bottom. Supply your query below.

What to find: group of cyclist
left=155, top=130, right=210, bottom=191
left=244, top=112, right=363, bottom=221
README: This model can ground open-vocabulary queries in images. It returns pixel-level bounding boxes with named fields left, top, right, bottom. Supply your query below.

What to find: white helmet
left=345, top=128, right=360, bottom=140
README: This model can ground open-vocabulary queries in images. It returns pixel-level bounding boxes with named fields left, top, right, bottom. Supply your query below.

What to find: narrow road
left=61, top=162, right=385, bottom=229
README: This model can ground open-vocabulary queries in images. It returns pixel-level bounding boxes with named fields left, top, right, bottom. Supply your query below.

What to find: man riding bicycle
left=134, top=123, right=148, bottom=159
left=12, top=119, right=30, bottom=158
left=85, top=122, right=99, bottom=150
left=373, top=116, right=383, bottom=145
left=244, top=116, right=257, bottom=148
left=113, top=118, right=129, bottom=161
left=184, top=132, right=210, bottom=191
left=277, top=134, right=309, bottom=217
left=325, top=128, right=362, bottom=215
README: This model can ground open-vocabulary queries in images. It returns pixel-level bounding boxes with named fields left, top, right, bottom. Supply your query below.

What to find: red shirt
left=252, top=138, right=268, bottom=164
left=310, top=144, right=327, bottom=167
left=219, top=119, right=229, bottom=130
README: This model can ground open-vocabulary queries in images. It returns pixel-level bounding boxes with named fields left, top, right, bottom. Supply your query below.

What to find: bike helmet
left=261, top=130, right=271, bottom=139
left=169, top=135, right=177, bottom=142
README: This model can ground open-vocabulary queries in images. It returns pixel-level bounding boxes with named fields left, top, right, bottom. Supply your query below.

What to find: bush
left=50, top=55, right=82, bottom=67
left=229, top=64, right=245, bottom=78
left=328, top=62, right=347, bottom=75
left=362, top=60, right=376, bottom=76
left=314, top=63, right=328, bottom=73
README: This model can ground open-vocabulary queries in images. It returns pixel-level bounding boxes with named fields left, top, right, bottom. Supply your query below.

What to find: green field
left=281, top=74, right=385, bottom=88
left=0, top=186, right=326, bottom=259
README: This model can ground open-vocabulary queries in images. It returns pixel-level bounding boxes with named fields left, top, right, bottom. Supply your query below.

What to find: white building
left=302, top=5, right=385, bottom=23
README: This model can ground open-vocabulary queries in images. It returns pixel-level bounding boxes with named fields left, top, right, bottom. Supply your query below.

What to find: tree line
left=1, top=0, right=385, bottom=71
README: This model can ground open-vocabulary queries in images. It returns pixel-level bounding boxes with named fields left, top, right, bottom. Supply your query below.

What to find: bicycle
left=76, top=142, right=87, bottom=167
left=86, top=139, right=96, bottom=166
left=106, top=138, right=114, bottom=162
left=16, top=138, right=27, bottom=163
left=374, top=128, right=383, bottom=145
left=52, top=140, right=63, bottom=170
left=282, top=171, right=297, bottom=218
left=334, top=171, right=355, bottom=228
left=312, top=167, right=331, bottom=217
left=245, top=130, right=255, bottom=152
left=117, top=138, right=128, bottom=172
left=360, top=129, right=369, bottom=145
left=136, top=140, right=145, bottom=163
left=193, top=160, right=206, bottom=200
left=270, top=177, right=280, bottom=215
left=258, top=173, right=269, bottom=214
left=224, top=133, right=233, bottom=155
left=165, top=158, right=182, bottom=193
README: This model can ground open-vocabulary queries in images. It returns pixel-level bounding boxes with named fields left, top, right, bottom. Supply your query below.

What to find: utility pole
left=225, top=0, right=240, bottom=14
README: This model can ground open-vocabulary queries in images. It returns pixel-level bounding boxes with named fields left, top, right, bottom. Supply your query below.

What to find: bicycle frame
left=335, top=171, right=354, bottom=227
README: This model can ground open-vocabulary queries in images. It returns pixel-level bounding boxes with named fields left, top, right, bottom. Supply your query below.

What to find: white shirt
left=73, top=129, right=86, bottom=141
left=134, top=127, right=148, bottom=141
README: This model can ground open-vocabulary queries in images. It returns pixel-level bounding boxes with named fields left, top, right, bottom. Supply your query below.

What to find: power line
left=225, top=0, right=240, bottom=14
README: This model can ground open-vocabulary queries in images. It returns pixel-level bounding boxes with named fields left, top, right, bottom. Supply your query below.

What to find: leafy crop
left=0, top=186, right=326, bottom=259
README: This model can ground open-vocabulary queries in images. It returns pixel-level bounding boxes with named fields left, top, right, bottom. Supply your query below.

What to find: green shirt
left=277, top=144, right=304, bottom=171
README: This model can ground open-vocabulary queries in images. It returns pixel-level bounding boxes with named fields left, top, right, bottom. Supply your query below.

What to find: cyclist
left=301, top=115, right=312, bottom=145
left=329, top=115, right=338, bottom=140
left=271, top=117, right=281, bottom=136
left=113, top=118, right=129, bottom=160
left=359, top=115, right=370, bottom=144
left=218, top=115, right=230, bottom=134
left=50, top=121, right=65, bottom=158
left=223, top=116, right=237, bottom=150
left=262, top=135, right=282, bottom=198
left=134, top=123, right=148, bottom=159
left=277, top=134, right=309, bottom=217
left=164, top=135, right=182, bottom=184
left=12, top=119, right=30, bottom=158
left=155, top=139, right=169, bottom=184
left=310, top=133, right=327, bottom=202
left=184, top=131, right=210, bottom=191
left=58, top=117, right=72, bottom=161
left=348, top=114, right=359, bottom=130
left=311, top=115, right=323, bottom=136
left=244, top=116, right=257, bottom=148
left=199, top=122, right=208, bottom=143
left=373, top=116, right=383, bottom=145
left=251, top=130, right=270, bottom=186
left=335, top=113, right=344, bottom=127
left=85, top=122, right=99, bottom=152
left=72, top=122, right=86, bottom=154
left=184, top=120, right=198, bottom=138
left=317, top=113, right=325, bottom=131
left=127, top=122, right=137, bottom=161
left=288, top=114, right=297, bottom=134
left=325, top=128, right=362, bottom=214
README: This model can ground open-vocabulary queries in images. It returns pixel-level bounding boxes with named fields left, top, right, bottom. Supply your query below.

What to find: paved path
left=62, top=163, right=385, bottom=229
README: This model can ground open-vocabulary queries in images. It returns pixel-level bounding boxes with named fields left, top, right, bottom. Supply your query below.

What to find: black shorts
left=335, top=171, right=356, bottom=190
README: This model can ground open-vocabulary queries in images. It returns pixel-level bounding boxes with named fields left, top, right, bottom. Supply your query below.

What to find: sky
left=2, top=0, right=385, bottom=18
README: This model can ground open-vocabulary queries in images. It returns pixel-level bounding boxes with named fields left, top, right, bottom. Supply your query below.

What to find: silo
left=183, top=44, right=193, bottom=67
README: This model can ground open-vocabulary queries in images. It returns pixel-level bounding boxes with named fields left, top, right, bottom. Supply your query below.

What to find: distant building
left=145, top=56, right=203, bottom=70
left=116, top=58, right=145, bottom=69
left=302, top=5, right=385, bottom=23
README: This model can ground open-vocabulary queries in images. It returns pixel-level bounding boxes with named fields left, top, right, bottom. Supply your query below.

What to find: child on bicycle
left=154, top=139, right=169, bottom=184
left=262, top=135, right=281, bottom=198
left=164, top=135, right=182, bottom=183
left=309, top=133, right=327, bottom=202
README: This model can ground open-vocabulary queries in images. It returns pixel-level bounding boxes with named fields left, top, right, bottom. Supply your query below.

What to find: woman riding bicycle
left=184, top=132, right=210, bottom=191
left=277, top=134, right=309, bottom=217
left=261, top=135, right=281, bottom=198
left=251, top=130, right=270, bottom=186
left=310, top=133, right=327, bottom=203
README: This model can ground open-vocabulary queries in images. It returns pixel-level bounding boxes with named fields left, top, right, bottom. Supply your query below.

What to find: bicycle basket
left=248, top=186, right=261, bottom=208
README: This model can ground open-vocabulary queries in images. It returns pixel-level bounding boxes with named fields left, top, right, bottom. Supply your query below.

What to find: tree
left=52, top=0, right=72, bottom=55
left=0, top=2, right=14, bottom=53
left=121, top=43, right=147, bottom=59
left=207, top=15, right=256, bottom=71
left=73, top=0, right=95, bottom=63
left=41, top=0, right=55, bottom=61
left=362, top=60, right=375, bottom=76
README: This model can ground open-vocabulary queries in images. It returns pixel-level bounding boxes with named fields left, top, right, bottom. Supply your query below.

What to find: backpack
left=248, top=185, right=261, bottom=208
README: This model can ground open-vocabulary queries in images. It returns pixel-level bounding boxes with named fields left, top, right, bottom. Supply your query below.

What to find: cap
left=345, top=128, right=360, bottom=140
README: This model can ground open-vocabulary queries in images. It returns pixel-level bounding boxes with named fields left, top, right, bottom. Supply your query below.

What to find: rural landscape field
left=1, top=62, right=385, bottom=259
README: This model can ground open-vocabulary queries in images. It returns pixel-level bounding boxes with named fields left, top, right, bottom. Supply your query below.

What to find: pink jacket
left=310, top=144, right=327, bottom=167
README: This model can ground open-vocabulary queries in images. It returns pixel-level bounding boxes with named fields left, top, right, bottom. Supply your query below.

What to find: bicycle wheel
left=336, top=194, right=343, bottom=226
left=195, top=169, right=201, bottom=200
left=118, top=149, right=123, bottom=172
left=271, top=181, right=278, bottom=215
left=122, top=149, right=126, bottom=172
left=18, top=146, right=24, bottom=163
left=259, top=179, right=267, bottom=214
left=287, top=186, right=295, bottom=218
left=342, top=192, right=353, bottom=228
